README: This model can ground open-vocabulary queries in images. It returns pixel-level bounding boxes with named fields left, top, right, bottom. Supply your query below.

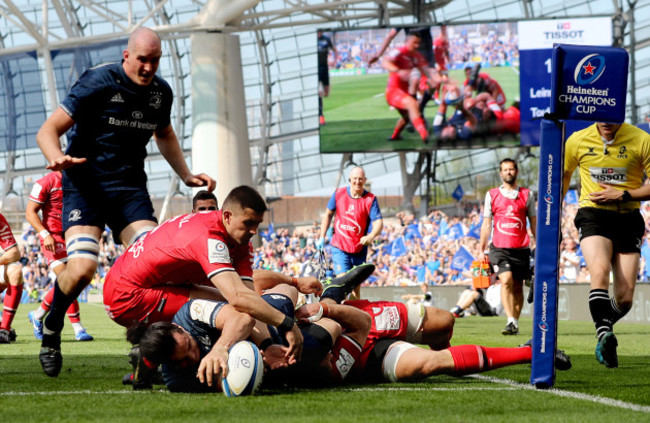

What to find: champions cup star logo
left=574, top=54, right=606, bottom=85
left=582, top=62, right=596, bottom=75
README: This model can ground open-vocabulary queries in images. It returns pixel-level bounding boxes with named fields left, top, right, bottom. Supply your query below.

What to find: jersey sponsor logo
left=29, top=183, right=43, bottom=199
left=334, top=347, right=355, bottom=378
left=208, top=239, right=231, bottom=264
left=496, top=216, right=523, bottom=236
left=68, top=209, right=82, bottom=222
left=335, top=215, right=362, bottom=238
left=371, top=305, right=400, bottom=331
left=588, top=167, right=627, bottom=184
left=110, top=93, right=124, bottom=103
left=0, top=223, right=13, bottom=242
left=132, top=111, right=143, bottom=119
left=149, top=94, right=162, bottom=109
left=583, top=147, right=598, bottom=157
left=189, top=299, right=219, bottom=325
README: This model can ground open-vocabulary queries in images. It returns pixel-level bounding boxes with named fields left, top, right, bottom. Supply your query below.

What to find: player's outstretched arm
left=197, top=304, right=255, bottom=387
left=154, top=123, right=216, bottom=192
left=37, top=108, right=86, bottom=171
left=252, top=269, right=322, bottom=296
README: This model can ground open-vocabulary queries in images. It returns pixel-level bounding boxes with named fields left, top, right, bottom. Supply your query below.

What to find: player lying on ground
left=127, top=266, right=373, bottom=392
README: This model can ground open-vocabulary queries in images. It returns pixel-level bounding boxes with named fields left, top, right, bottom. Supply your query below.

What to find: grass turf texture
left=319, top=67, right=521, bottom=153
left=2, top=303, right=650, bottom=422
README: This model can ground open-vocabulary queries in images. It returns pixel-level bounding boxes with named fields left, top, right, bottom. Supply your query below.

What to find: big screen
left=318, top=17, right=612, bottom=153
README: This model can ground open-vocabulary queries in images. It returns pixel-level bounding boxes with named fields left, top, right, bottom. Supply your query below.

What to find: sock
left=71, top=322, right=85, bottom=335
left=67, top=300, right=81, bottom=324
left=609, top=297, right=628, bottom=325
left=448, top=344, right=531, bottom=375
left=391, top=119, right=407, bottom=139
left=319, top=96, right=323, bottom=116
left=589, top=289, right=614, bottom=340
left=507, top=317, right=518, bottom=327
left=1, top=283, right=23, bottom=330
left=43, top=282, right=74, bottom=335
left=413, top=116, right=428, bottom=141
left=487, top=100, right=503, bottom=119
left=419, top=89, right=432, bottom=114
left=450, top=306, right=462, bottom=315
left=35, top=288, right=55, bottom=321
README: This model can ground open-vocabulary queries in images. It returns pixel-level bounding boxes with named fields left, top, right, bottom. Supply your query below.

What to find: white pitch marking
left=0, top=390, right=168, bottom=396
left=470, top=375, right=650, bottom=413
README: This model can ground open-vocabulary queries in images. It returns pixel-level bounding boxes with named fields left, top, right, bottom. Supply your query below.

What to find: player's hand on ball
left=197, top=346, right=228, bottom=387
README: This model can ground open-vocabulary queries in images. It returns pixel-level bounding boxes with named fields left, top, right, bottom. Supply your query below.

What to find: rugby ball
left=221, top=340, right=264, bottom=397
left=444, top=91, right=463, bottom=106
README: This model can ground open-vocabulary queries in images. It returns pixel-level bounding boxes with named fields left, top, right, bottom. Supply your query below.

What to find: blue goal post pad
left=531, top=118, right=564, bottom=389
left=550, top=44, right=628, bottom=123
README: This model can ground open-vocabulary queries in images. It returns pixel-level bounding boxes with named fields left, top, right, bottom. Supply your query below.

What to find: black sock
left=589, top=289, right=614, bottom=340
left=609, top=297, right=628, bottom=326
left=419, top=90, right=432, bottom=114
left=43, top=282, right=73, bottom=335
left=319, top=96, right=323, bottom=116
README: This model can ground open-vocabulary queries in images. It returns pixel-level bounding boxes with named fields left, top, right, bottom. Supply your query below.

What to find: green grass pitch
left=320, top=67, right=522, bottom=153
left=2, top=303, right=650, bottom=422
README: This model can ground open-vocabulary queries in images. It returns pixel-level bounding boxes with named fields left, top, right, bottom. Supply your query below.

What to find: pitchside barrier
left=531, top=44, right=629, bottom=388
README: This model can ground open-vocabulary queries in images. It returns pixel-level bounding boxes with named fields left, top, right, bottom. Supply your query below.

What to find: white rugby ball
left=222, top=340, right=264, bottom=397
left=444, top=91, right=463, bottom=106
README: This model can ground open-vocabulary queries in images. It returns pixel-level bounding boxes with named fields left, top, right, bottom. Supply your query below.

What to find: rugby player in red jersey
left=26, top=171, right=93, bottom=342
left=382, top=32, right=431, bottom=143
left=0, top=213, right=23, bottom=343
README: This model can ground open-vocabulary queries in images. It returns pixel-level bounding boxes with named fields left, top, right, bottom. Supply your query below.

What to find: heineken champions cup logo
left=574, top=54, right=606, bottom=85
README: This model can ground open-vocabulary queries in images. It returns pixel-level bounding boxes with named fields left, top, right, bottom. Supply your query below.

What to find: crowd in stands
left=14, top=196, right=650, bottom=304
left=18, top=224, right=123, bottom=303
left=332, top=26, right=518, bottom=71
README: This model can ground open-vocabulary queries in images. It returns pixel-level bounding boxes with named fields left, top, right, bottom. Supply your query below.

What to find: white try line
left=0, top=389, right=168, bottom=396
left=470, top=375, right=650, bottom=413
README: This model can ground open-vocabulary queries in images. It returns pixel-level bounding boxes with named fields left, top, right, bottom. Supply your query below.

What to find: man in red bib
left=478, top=158, right=536, bottom=336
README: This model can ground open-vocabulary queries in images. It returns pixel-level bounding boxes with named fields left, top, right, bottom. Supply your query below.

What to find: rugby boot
left=321, top=263, right=375, bottom=303
left=39, top=333, right=63, bottom=377
left=595, top=331, right=618, bottom=368
left=28, top=311, right=44, bottom=340
left=501, top=322, right=519, bottom=335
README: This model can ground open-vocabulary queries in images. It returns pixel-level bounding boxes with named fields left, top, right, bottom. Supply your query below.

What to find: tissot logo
left=574, top=54, right=606, bottom=85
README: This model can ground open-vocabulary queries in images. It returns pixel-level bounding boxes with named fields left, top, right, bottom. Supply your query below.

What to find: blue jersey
left=162, top=300, right=227, bottom=393
left=60, top=61, right=173, bottom=191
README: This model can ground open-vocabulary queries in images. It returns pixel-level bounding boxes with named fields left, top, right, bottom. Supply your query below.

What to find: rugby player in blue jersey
left=35, top=27, right=215, bottom=377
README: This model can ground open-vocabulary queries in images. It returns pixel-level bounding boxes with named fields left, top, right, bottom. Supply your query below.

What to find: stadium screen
left=318, top=17, right=612, bottom=153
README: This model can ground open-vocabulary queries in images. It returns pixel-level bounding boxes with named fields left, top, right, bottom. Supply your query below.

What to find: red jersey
left=28, top=172, right=63, bottom=234
left=345, top=300, right=408, bottom=370
left=108, top=211, right=254, bottom=288
left=488, top=187, right=531, bottom=249
left=464, top=72, right=505, bottom=103
left=386, top=45, right=428, bottom=92
left=330, top=187, right=377, bottom=254
left=433, top=36, right=449, bottom=69
left=0, top=213, right=17, bottom=253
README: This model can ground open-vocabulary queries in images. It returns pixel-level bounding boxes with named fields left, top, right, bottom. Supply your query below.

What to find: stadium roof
left=0, top=0, right=649, bottom=216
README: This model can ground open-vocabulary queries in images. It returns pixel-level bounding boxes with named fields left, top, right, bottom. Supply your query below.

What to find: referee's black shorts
left=574, top=207, right=645, bottom=254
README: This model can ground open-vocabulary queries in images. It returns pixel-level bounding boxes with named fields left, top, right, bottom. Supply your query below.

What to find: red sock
left=413, top=116, right=428, bottom=140
left=1, top=284, right=23, bottom=330
left=481, top=345, right=531, bottom=370
left=42, top=287, right=54, bottom=311
left=391, top=119, right=407, bottom=139
left=448, top=345, right=532, bottom=375
left=67, top=300, right=81, bottom=324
